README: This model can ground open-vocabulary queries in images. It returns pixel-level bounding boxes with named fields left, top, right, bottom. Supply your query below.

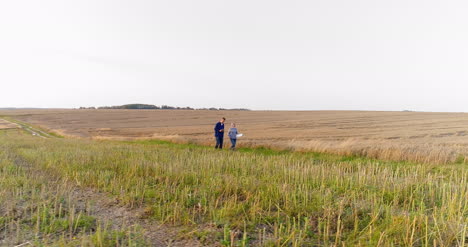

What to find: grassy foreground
left=0, top=129, right=467, bottom=246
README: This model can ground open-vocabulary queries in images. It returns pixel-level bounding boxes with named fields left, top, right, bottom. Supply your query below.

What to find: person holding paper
left=228, top=123, right=239, bottom=150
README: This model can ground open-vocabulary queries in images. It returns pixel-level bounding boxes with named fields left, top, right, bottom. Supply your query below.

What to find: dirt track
left=1, top=151, right=205, bottom=247
left=0, top=119, right=18, bottom=130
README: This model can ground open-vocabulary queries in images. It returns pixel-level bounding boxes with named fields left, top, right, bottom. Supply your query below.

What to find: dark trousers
left=215, top=136, right=224, bottom=149
left=230, top=138, right=237, bottom=149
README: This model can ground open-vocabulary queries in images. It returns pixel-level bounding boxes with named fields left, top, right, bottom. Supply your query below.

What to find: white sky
left=1, top=0, right=468, bottom=111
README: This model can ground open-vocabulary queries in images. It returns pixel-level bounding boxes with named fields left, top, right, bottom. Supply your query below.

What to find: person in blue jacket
left=214, top=117, right=226, bottom=149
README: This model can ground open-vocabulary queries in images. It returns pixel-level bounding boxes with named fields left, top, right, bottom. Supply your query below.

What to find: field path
left=0, top=118, right=53, bottom=138
left=7, top=151, right=205, bottom=246
left=69, top=187, right=203, bottom=246
left=0, top=118, right=19, bottom=129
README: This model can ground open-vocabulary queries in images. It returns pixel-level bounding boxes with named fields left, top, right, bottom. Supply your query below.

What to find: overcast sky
left=1, top=0, right=467, bottom=111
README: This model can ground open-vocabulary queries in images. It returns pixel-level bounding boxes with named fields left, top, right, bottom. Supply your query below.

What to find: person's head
left=220, top=117, right=226, bottom=123
left=231, top=123, right=236, bottom=128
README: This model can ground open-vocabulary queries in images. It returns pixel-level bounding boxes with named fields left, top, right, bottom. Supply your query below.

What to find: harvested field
left=3, top=109, right=468, bottom=163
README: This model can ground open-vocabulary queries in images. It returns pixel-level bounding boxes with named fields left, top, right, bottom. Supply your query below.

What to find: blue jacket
left=214, top=122, right=224, bottom=137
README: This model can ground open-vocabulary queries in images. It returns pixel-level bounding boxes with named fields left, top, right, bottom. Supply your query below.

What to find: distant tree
left=121, top=104, right=159, bottom=109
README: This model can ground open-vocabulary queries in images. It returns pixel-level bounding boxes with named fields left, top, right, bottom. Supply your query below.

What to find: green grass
left=1, top=129, right=467, bottom=246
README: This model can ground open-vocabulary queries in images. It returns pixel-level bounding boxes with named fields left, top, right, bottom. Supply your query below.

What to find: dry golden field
left=3, top=109, right=468, bottom=163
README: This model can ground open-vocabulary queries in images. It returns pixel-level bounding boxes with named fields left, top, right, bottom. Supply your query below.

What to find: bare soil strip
left=6, top=153, right=205, bottom=246
left=0, top=119, right=18, bottom=130
left=69, top=187, right=206, bottom=247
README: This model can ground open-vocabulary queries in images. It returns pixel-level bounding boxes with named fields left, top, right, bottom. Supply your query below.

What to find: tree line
left=78, top=104, right=250, bottom=111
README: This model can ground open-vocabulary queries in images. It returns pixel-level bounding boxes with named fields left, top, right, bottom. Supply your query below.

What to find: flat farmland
left=1, top=110, right=467, bottom=246
left=3, top=109, right=468, bottom=163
